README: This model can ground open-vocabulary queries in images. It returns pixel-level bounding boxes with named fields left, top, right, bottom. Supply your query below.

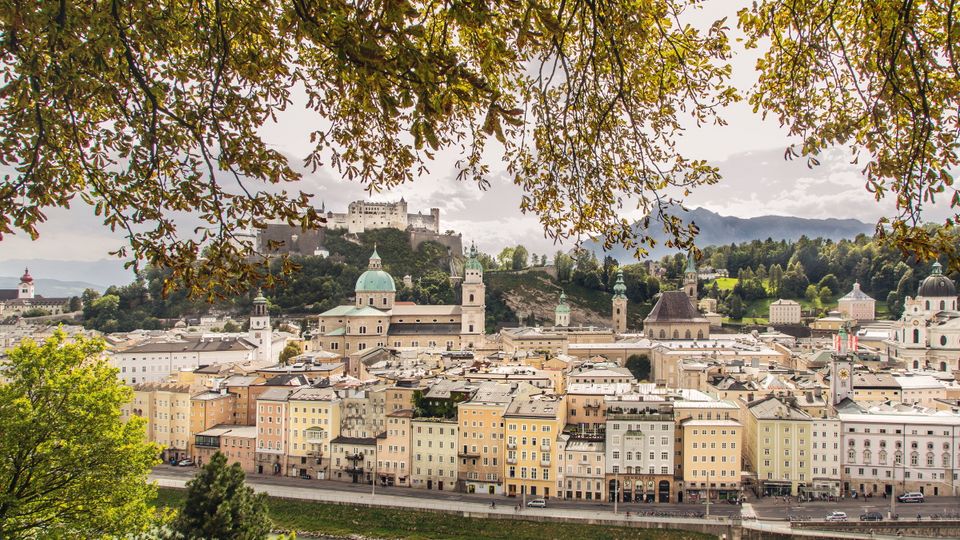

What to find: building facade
left=769, top=299, right=802, bottom=325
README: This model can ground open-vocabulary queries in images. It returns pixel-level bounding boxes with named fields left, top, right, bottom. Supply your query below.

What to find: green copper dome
left=685, top=251, right=697, bottom=274
left=355, top=248, right=396, bottom=292
left=613, top=268, right=627, bottom=298
left=555, top=291, right=571, bottom=314
left=465, top=242, right=483, bottom=271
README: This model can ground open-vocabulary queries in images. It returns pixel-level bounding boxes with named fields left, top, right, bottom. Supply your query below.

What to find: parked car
left=860, top=512, right=883, bottom=521
left=898, top=492, right=924, bottom=503
left=526, top=498, right=546, bottom=508
left=825, top=511, right=848, bottom=522
left=299, top=473, right=312, bottom=480
left=177, top=459, right=194, bottom=467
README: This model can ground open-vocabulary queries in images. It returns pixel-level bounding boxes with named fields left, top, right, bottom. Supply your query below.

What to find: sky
left=1, top=2, right=956, bottom=266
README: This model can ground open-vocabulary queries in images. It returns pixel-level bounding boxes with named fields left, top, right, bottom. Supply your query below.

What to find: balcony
left=506, top=455, right=517, bottom=465
left=507, top=441, right=517, bottom=450
left=540, top=442, right=551, bottom=452
left=305, top=428, right=327, bottom=444
left=540, top=456, right=551, bottom=466
left=345, top=452, right=365, bottom=462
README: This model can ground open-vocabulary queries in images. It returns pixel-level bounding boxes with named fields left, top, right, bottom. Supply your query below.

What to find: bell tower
left=250, top=289, right=273, bottom=363
left=461, top=243, right=486, bottom=347
left=830, top=324, right=854, bottom=407
left=683, top=251, right=698, bottom=305
left=612, top=268, right=627, bottom=334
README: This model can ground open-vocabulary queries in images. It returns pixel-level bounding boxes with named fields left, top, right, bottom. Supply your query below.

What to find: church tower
left=554, top=291, right=571, bottom=327
left=830, top=324, right=854, bottom=407
left=683, top=251, right=698, bottom=305
left=250, top=289, right=273, bottom=363
left=18, top=268, right=35, bottom=300
left=612, top=268, right=627, bottom=334
left=461, top=243, right=486, bottom=348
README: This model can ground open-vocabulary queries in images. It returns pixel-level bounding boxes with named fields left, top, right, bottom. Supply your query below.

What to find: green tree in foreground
left=0, top=331, right=159, bottom=539
left=625, top=354, right=652, bottom=381
left=172, top=452, right=271, bottom=540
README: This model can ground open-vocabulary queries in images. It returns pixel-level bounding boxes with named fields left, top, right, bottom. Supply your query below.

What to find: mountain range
left=0, top=259, right=130, bottom=292
left=582, top=207, right=875, bottom=261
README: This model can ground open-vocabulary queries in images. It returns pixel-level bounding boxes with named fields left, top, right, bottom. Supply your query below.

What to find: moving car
left=177, top=458, right=194, bottom=467
left=526, top=498, right=546, bottom=508
left=825, top=511, right=848, bottom=522
left=859, top=512, right=883, bottom=521
left=898, top=492, right=924, bottom=503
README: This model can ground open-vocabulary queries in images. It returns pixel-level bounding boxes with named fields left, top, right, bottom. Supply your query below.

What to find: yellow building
left=411, top=418, right=459, bottom=491
left=124, top=382, right=194, bottom=463
left=287, top=386, right=342, bottom=479
left=457, top=383, right=517, bottom=494
left=503, top=396, right=566, bottom=499
left=744, top=396, right=813, bottom=496
left=378, top=409, right=413, bottom=486
left=679, top=418, right=742, bottom=502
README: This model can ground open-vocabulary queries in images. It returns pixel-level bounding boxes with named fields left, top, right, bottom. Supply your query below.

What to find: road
left=748, top=495, right=960, bottom=520
left=152, top=465, right=741, bottom=517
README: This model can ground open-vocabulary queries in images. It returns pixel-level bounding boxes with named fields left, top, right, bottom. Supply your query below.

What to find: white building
left=839, top=402, right=960, bottom=497
left=324, top=199, right=440, bottom=234
left=604, top=401, right=675, bottom=503
left=887, top=262, right=960, bottom=372
left=769, top=299, right=802, bottom=325
left=810, top=417, right=842, bottom=496
left=837, top=282, right=875, bottom=321
left=411, top=418, right=459, bottom=491
left=113, top=335, right=257, bottom=384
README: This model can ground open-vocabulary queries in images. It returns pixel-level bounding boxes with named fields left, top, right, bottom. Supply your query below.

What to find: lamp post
left=705, top=469, right=712, bottom=517
left=372, top=440, right=377, bottom=497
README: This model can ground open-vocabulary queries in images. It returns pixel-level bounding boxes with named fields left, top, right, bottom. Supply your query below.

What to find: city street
left=152, top=465, right=741, bottom=517
left=749, top=495, right=960, bottom=521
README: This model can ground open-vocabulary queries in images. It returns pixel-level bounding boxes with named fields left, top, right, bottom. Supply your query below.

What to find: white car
left=526, top=498, right=546, bottom=508
left=825, top=511, right=848, bottom=522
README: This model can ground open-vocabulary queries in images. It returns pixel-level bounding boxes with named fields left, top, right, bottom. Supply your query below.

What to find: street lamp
left=705, top=469, right=712, bottom=517
left=372, top=439, right=377, bottom=497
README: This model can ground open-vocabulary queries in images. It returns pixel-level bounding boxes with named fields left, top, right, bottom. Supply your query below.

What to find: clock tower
left=830, top=324, right=854, bottom=407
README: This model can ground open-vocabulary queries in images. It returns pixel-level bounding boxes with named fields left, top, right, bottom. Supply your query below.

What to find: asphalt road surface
left=749, top=495, right=960, bottom=520
left=153, top=465, right=741, bottom=517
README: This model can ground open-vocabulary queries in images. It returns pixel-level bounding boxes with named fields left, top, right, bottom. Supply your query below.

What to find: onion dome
left=20, top=268, right=33, bottom=284
left=613, top=268, right=627, bottom=299
left=355, top=247, right=396, bottom=292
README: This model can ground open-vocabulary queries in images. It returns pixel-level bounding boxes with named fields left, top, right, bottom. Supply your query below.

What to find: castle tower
left=18, top=268, right=35, bottom=299
left=683, top=251, right=697, bottom=305
left=612, top=268, right=627, bottom=334
left=554, top=291, right=571, bottom=327
left=830, top=324, right=854, bottom=407
left=250, top=289, right=273, bottom=363
left=461, top=243, right=486, bottom=347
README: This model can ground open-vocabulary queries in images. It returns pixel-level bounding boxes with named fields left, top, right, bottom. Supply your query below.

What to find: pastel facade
left=124, top=382, right=193, bottom=462
left=411, top=418, right=459, bottom=490
left=837, top=282, right=875, bottom=321
left=743, top=396, right=813, bottom=496
left=378, top=409, right=413, bottom=486
left=287, top=387, right=342, bottom=479
left=605, top=403, right=675, bottom=502
left=194, top=425, right=257, bottom=472
left=504, top=396, right=566, bottom=499
left=457, top=384, right=512, bottom=494
left=769, top=299, right=802, bottom=325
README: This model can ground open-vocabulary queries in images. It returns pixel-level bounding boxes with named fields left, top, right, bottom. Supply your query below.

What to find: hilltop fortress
left=257, top=199, right=461, bottom=257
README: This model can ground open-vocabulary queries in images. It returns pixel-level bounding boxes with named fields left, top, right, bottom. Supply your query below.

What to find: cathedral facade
left=311, top=245, right=486, bottom=355
left=886, top=262, right=960, bottom=372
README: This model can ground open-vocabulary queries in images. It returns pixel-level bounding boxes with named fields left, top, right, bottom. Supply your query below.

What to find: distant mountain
left=0, top=277, right=105, bottom=297
left=583, top=207, right=874, bottom=261
left=0, top=259, right=133, bottom=288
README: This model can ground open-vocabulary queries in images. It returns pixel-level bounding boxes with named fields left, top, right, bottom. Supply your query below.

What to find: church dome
left=355, top=247, right=396, bottom=293
left=464, top=243, right=483, bottom=271
left=555, top=292, right=571, bottom=314
left=355, top=270, right=396, bottom=293
left=20, top=268, right=33, bottom=284
left=917, top=262, right=956, bottom=298
left=613, top=268, right=627, bottom=298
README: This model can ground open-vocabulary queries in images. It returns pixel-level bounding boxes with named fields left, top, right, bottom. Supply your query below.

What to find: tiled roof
left=644, top=291, right=708, bottom=322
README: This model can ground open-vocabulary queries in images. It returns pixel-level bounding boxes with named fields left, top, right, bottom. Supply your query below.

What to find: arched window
left=944, top=453, right=951, bottom=467
left=383, top=297, right=388, bottom=305
left=368, top=297, right=374, bottom=305
left=925, top=300, right=930, bottom=310
left=863, top=450, right=871, bottom=464
left=940, top=336, right=947, bottom=346
left=894, top=451, right=903, bottom=465
left=910, top=452, right=919, bottom=466
left=684, top=330, right=691, bottom=339
left=847, top=449, right=856, bottom=462
left=913, top=360, right=920, bottom=369
left=659, top=330, right=665, bottom=339
left=359, top=326, right=367, bottom=335
left=940, top=300, right=946, bottom=310
left=697, top=330, right=704, bottom=339
left=942, top=362, right=948, bottom=372
left=878, top=450, right=887, bottom=464
left=672, top=330, right=679, bottom=339
left=469, top=294, right=474, bottom=302
left=926, top=453, right=934, bottom=466
left=913, top=329, right=920, bottom=343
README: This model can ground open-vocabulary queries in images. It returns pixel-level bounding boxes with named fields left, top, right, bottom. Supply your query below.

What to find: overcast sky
left=2, top=2, right=955, bottom=265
